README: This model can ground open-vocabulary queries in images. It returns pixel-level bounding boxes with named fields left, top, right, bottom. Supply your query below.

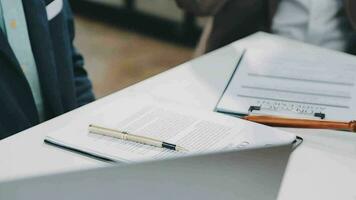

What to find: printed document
left=217, top=44, right=356, bottom=121
left=45, top=97, right=295, bottom=162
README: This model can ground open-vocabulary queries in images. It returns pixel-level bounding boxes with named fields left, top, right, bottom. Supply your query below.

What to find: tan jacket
left=176, top=0, right=356, bottom=54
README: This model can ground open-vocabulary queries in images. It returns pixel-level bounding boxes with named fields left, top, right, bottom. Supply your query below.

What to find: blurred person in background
left=0, top=0, right=94, bottom=139
left=176, top=0, right=356, bottom=55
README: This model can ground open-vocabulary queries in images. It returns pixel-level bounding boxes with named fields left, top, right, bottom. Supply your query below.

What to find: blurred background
left=70, top=0, right=206, bottom=98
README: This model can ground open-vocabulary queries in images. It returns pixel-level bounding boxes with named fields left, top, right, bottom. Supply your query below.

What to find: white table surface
left=1, top=32, right=356, bottom=200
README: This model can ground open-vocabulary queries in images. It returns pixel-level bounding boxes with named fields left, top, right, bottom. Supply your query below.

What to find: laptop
left=0, top=145, right=294, bottom=200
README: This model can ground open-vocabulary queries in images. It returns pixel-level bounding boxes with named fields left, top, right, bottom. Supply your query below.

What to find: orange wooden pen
left=243, top=115, right=356, bottom=132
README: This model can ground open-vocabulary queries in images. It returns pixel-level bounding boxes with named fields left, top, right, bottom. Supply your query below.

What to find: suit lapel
left=344, top=0, right=356, bottom=30
left=268, top=0, right=280, bottom=18
left=0, top=27, right=25, bottom=76
left=267, top=0, right=280, bottom=31
left=22, top=0, right=64, bottom=118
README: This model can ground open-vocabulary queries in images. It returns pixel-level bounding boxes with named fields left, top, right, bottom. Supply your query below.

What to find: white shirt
left=272, top=0, right=355, bottom=51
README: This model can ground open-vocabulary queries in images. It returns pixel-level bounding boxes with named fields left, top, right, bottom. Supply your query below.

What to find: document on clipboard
left=216, top=43, right=356, bottom=121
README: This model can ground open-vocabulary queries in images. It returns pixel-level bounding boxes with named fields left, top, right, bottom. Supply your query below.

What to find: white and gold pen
left=89, top=124, right=188, bottom=152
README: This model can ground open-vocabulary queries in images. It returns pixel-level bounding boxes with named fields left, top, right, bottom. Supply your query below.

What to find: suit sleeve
left=63, top=0, right=95, bottom=106
left=175, top=0, right=229, bottom=16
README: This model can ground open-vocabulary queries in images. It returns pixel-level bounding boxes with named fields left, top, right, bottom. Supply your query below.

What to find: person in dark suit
left=176, top=0, right=356, bottom=55
left=0, top=0, right=94, bottom=139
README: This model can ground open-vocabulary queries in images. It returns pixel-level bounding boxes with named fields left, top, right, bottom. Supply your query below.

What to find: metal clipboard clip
left=248, top=105, right=326, bottom=120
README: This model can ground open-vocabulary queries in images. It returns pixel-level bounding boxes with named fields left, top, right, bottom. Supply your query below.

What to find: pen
left=243, top=115, right=356, bottom=132
left=88, top=124, right=189, bottom=152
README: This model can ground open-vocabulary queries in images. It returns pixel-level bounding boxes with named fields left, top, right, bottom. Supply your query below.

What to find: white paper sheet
left=217, top=45, right=356, bottom=121
left=45, top=97, right=295, bottom=162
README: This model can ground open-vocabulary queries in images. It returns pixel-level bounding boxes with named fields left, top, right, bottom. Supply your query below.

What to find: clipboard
left=214, top=45, right=356, bottom=121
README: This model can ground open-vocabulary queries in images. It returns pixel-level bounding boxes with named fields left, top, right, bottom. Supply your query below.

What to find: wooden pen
left=243, top=115, right=356, bottom=132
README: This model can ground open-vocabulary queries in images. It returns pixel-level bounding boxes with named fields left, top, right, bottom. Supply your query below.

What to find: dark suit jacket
left=0, top=0, right=95, bottom=139
left=177, top=0, right=356, bottom=53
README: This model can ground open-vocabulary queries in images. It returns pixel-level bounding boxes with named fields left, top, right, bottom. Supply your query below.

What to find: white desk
left=1, top=32, right=356, bottom=200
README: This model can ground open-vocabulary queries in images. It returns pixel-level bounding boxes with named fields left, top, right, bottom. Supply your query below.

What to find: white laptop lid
left=0, top=145, right=293, bottom=200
